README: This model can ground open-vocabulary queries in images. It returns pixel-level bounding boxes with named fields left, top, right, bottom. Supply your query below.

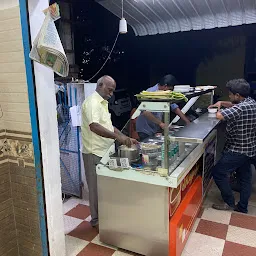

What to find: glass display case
left=96, top=87, right=221, bottom=256
left=100, top=88, right=217, bottom=181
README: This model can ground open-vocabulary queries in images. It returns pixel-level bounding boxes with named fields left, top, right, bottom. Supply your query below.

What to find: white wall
left=27, top=0, right=65, bottom=255
left=0, top=0, right=19, bottom=10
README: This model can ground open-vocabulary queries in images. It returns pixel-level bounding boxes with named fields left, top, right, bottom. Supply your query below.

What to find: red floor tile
left=65, top=204, right=91, bottom=220
left=222, top=241, right=256, bottom=256
left=229, top=212, right=256, bottom=231
left=195, top=219, right=228, bottom=240
left=68, top=221, right=98, bottom=242
left=77, top=243, right=115, bottom=256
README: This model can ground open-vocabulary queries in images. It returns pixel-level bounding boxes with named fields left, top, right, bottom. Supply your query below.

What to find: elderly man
left=81, top=75, right=137, bottom=228
left=209, top=79, right=256, bottom=213
left=136, top=74, right=190, bottom=141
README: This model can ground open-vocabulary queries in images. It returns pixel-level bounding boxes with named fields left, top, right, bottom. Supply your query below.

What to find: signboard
left=170, top=185, right=181, bottom=217
left=181, top=156, right=203, bottom=199
left=170, top=177, right=203, bottom=256
left=170, top=156, right=203, bottom=217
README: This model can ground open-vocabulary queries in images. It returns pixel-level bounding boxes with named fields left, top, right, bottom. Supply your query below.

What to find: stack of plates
left=173, top=85, right=191, bottom=93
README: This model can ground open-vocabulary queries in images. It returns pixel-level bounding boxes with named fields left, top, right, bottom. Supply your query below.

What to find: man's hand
left=208, top=101, right=222, bottom=110
left=116, top=135, right=138, bottom=147
left=159, top=122, right=168, bottom=130
left=130, top=138, right=139, bottom=145
left=216, top=111, right=225, bottom=120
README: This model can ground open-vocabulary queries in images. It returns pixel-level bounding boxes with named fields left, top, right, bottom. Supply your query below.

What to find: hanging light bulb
left=119, top=18, right=127, bottom=34
left=119, top=0, right=127, bottom=34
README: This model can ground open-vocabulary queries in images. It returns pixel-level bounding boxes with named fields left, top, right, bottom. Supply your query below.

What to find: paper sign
left=109, top=159, right=118, bottom=169
left=120, top=158, right=130, bottom=168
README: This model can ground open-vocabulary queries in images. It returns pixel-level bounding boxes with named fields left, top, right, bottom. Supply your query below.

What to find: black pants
left=231, top=157, right=256, bottom=192
left=137, top=132, right=150, bottom=142
left=212, top=151, right=252, bottom=213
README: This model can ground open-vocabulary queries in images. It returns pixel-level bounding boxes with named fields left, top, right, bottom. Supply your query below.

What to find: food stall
left=96, top=87, right=220, bottom=256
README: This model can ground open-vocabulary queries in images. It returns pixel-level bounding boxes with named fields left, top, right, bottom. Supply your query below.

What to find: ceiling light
left=119, top=0, right=127, bottom=34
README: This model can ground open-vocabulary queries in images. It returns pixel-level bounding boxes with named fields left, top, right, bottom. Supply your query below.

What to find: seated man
left=209, top=79, right=256, bottom=213
left=136, top=74, right=190, bottom=141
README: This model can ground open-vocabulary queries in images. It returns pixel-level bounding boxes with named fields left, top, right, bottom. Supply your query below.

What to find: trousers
left=82, top=153, right=101, bottom=226
left=212, top=151, right=252, bottom=213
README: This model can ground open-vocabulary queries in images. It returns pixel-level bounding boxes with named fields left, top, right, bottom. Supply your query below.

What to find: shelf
left=137, top=89, right=214, bottom=103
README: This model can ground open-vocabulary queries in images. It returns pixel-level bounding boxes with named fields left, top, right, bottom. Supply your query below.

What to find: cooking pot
left=118, top=145, right=140, bottom=163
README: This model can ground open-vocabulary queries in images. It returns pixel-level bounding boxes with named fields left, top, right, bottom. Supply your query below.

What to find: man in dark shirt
left=136, top=74, right=190, bottom=141
left=209, top=79, right=256, bottom=213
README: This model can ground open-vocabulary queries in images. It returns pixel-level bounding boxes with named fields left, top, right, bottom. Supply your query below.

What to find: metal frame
left=19, top=0, right=49, bottom=255
left=202, top=129, right=218, bottom=196
left=58, top=85, right=82, bottom=197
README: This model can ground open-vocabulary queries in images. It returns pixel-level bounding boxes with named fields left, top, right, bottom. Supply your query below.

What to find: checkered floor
left=64, top=184, right=256, bottom=256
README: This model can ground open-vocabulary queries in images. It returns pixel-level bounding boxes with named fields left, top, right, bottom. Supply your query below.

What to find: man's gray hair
left=97, top=75, right=115, bottom=87
left=226, top=79, right=251, bottom=97
left=97, top=76, right=105, bottom=87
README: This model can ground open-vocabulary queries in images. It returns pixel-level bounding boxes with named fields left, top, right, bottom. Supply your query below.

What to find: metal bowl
left=140, top=143, right=161, bottom=158
left=118, top=145, right=140, bottom=163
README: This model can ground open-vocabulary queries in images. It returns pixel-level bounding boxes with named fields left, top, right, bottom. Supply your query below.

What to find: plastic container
left=208, top=108, right=218, bottom=113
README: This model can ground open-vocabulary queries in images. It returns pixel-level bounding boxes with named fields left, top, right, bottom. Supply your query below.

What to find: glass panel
left=100, top=117, right=199, bottom=176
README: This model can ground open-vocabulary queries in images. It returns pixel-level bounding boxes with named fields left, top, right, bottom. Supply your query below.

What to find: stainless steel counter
left=97, top=114, right=219, bottom=255
left=169, top=112, right=221, bottom=143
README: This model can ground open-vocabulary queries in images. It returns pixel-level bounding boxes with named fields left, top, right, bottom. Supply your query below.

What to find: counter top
left=169, top=112, right=221, bottom=143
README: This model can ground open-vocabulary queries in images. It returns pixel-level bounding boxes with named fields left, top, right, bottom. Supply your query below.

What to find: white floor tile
left=65, top=235, right=89, bottom=256
left=91, top=235, right=117, bottom=250
left=182, top=232, right=225, bottom=256
left=201, top=207, right=232, bottom=225
left=226, top=225, right=256, bottom=247
left=80, top=199, right=89, bottom=206
left=63, top=215, right=83, bottom=235
left=85, top=215, right=92, bottom=222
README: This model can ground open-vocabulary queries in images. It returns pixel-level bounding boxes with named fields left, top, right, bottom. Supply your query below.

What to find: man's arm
left=173, top=108, right=190, bottom=125
left=143, top=111, right=166, bottom=129
left=217, top=105, right=242, bottom=121
left=220, top=101, right=234, bottom=108
left=90, top=123, right=117, bottom=140
left=114, top=127, right=123, bottom=137
left=209, top=101, right=234, bottom=110
left=90, top=124, right=138, bottom=147
left=85, top=101, right=137, bottom=146
left=114, top=127, right=138, bottom=146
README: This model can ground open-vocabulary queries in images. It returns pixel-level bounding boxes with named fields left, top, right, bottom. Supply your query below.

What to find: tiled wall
left=0, top=6, right=31, bottom=132
left=0, top=4, right=43, bottom=256
left=0, top=160, right=18, bottom=256
left=0, top=129, right=43, bottom=256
